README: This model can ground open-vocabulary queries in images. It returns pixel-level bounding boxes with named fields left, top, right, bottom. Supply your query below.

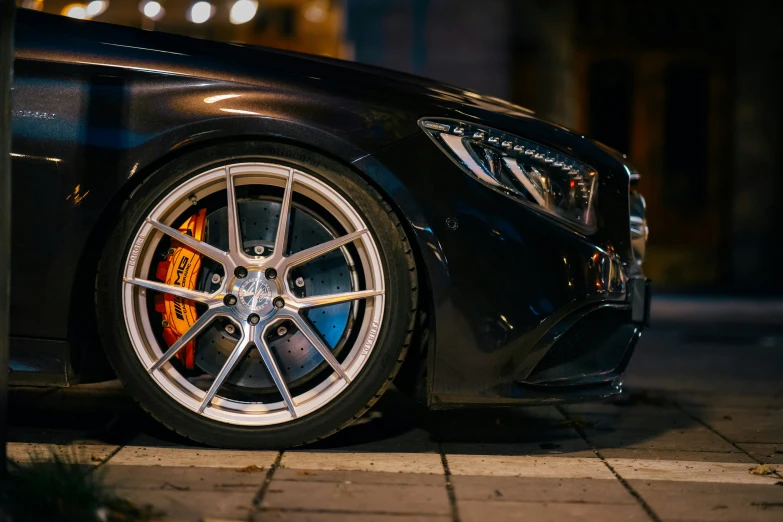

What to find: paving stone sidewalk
left=7, top=317, right=783, bottom=521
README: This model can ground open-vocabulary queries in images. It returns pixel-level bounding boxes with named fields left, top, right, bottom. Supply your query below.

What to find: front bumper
left=360, top=131, right=647, bottom=407
left=428, top=282, right=649, bottom=407
left=520, top=277, right=651, bottom=388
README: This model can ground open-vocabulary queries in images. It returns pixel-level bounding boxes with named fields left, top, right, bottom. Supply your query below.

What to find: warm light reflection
left=230, top=0, right=258, bottom=25
left=189, top=1, right=214, bottom=24
left=220, top=108, right=261, bottom=116
left=61, top=3, right=88, bottom=19
left=204, top=94, right=242, bottom=104
left=10, top=153, right=62, bottom=163
left=65, top=184, right=90, bottom=206
left=499, top=314, right=514, bottom=330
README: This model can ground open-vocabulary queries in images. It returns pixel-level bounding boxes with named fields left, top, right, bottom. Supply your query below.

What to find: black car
left=9, top=10, right=650, bottom=448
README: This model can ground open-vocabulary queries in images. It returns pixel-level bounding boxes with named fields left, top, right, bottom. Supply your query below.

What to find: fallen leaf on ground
left=297, top=471, right=314, bottom=476
left=749, top=464, right=777, bottom=476
left=235, top=465, right=264, bottom=473
left=90, top=455, right=103, bottom=463
left=160, top=482, right=190, bottom=491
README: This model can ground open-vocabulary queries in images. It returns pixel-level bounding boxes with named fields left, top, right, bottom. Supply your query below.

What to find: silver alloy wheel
left=121, top=162, right=385, bottom=426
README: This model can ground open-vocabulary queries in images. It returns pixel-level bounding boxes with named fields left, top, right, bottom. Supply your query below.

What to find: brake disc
left=194, top=197, right=354, bottom=391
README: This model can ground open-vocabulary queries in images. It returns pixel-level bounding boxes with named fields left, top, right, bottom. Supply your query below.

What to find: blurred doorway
left=578, top=52, right=731, bottom=291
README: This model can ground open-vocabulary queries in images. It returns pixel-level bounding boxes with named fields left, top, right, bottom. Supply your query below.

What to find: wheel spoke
left=225, top=167, right=243, bottom=257
left=291, top=289, right=383, bottom=310
left=273, top=169, right=294, bottom=257
left=147, top=219, right=229, bottom=265
left=255, top=325, right=297, bottom=417
left=124, top=277, right=216, bottom=303
left=290, top=314, right=349, bottom=383
left=150, top=307, right=227, bottom=372
left=199, top=325, right=253, bottom=413
left=284, top=228, right=368, bottom=268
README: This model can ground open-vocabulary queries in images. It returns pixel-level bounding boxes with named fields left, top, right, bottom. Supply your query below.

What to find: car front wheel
left=97, top=142, right=417, bottom=449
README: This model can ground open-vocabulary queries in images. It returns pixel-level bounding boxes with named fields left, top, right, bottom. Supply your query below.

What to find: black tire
left=96, top=142, right=417, bottom=449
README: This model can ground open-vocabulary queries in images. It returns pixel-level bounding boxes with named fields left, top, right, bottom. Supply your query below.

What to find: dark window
left=662, top=62, right=709, bottom=212
left=253, top=7, right=296, bottom=38
left=280, top=7, right=296, bottom=38
left=254, top=10, right=269, bottom=32
left=587, top=60, right=634, bottom=155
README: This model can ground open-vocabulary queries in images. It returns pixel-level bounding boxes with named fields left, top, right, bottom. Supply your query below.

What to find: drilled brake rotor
left=195, top=197, right=354, bottom=390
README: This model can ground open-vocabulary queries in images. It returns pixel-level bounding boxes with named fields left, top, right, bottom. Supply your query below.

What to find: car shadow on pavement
left=8, top=308, right=781, bottom=467
left=6, top=383, right=194, bottom=448
left=301, top=386, right=702, bottom=458
left=8, top=380, right=705, bottom=458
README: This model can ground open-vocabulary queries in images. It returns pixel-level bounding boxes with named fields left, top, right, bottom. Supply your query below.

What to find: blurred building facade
left=21, top=0, right=783, bottom=294
left=23, top=0, right=345, bottom=56
left=347, top=0, right=783, bottom=295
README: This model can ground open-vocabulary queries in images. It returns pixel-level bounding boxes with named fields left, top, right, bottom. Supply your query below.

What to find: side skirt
left=9, top=337, right=72, bottom=387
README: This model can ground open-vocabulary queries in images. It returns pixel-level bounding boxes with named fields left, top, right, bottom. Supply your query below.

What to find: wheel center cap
left=233, top=272, right=275, bottom=317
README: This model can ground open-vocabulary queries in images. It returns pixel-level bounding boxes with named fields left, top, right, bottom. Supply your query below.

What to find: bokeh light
left=140, top=1, right=164, bottom=21
left=189, top=2, right=214, bottom=24
left=230, top=0, right=259, bottom=25
left=61, top=3, right=87, bottom=19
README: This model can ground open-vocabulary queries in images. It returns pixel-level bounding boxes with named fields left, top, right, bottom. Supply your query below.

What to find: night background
left=2, top=2, right=783, bottom=521
left=21, top=0, right=783, bottom=295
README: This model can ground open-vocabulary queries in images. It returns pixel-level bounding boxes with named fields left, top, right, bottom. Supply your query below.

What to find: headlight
left=420, top=118, right=598, bottom=232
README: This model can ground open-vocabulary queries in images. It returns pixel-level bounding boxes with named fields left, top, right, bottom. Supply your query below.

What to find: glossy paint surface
left=10, top=10, right=640, bottom=403
left=359, top=135, right=633, bottom=402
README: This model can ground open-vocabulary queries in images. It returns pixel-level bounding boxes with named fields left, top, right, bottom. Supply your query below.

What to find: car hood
left=246, top=46, right=613, bottom=167
left=20, top=10, right=611, bottom=161
left=22, top=10, right=544, bottom=129
left=267, top=48, right=537, bottom=120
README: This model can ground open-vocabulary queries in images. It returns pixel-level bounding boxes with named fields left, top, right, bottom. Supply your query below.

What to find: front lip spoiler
left=429, top=378, right=625, bottom=409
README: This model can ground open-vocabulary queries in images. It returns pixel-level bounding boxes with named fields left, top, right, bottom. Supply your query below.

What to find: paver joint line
left=93, top=444, right=126, bottom=471
left=439, top=443, right=462, bottom=522
left=255, top=506, right=450, bottom=517
left=250, top=450, right=283, bottom=516
left=556, top=405, right=663, bottom=522
left=87, top=414, right=142, bottom=472
left=674, top=401, right=783, bottom=482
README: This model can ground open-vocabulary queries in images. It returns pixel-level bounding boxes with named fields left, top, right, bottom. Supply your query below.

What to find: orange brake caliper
left=154, top=208, right=208, bottom=370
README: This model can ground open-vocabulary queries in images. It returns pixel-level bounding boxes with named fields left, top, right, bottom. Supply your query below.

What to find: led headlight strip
left=420, top=118, right=598, bottom=232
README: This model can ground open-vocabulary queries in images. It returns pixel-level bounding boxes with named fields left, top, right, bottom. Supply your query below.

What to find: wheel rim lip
left=121, top=162, right=385, bottom=426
